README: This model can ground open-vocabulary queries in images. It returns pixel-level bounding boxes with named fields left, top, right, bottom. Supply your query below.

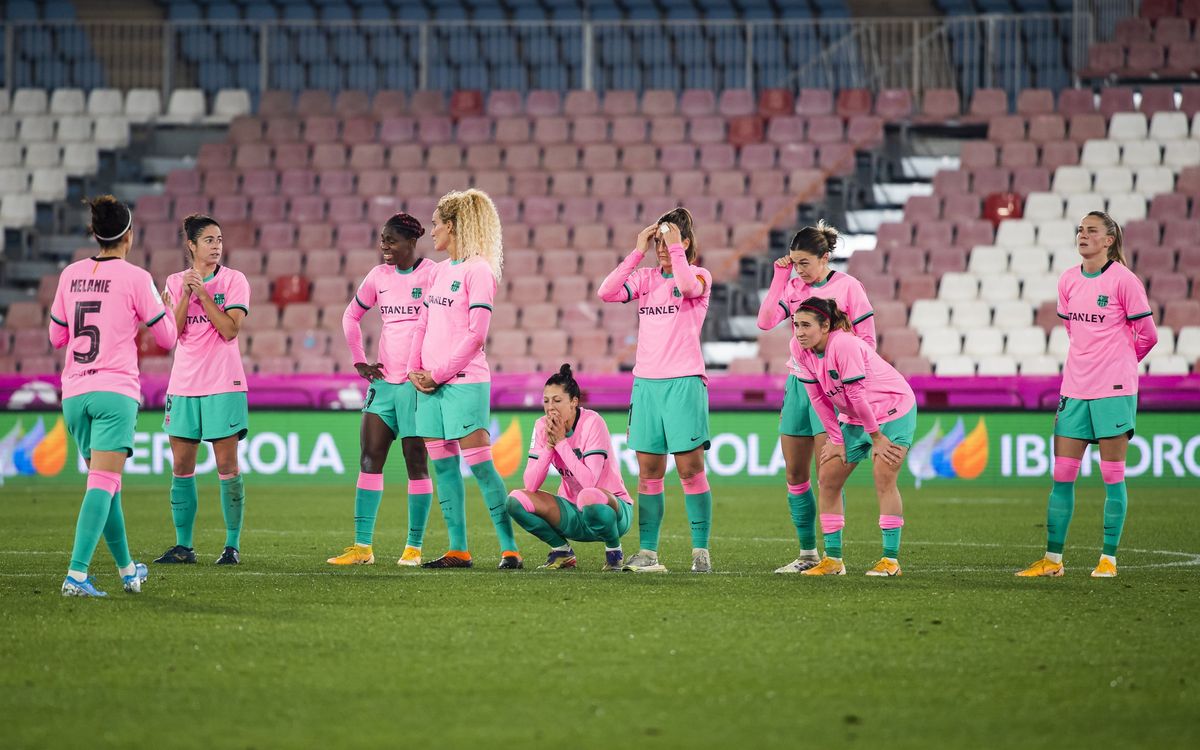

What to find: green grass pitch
left=1, top=481, right=1198, bottom=749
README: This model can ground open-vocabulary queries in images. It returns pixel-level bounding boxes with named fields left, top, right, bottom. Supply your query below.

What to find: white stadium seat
left=1148, top=356, right=1190, bottom=375
left=62, top=144, right=99, bottom=176
left=1048, top=327, right=1071, bottom=358
left=938, top=272, right=980, bottom=302
left=23, top=143, right=61, bottom=169
left=967, top=246, right=1009, bottom=274
left=30, top=169, right=67, bottom=202
left=56, top=116, right=92, bottom=143
left=1051, top=246, right=1080, bottom=272
left=908, top=299, right=950, bottom=331
left=1162, top=140, right=1200, bottom=171
left=1024, top=192, right=1065, bottom=220
left=1149, top=111, right=1189, bottom=141
left=1135, top=166, right=1175, bottom=196
left=209, top=89, right=251, bottom=124
left=93, top=117, right=131, bottom=149
left=0, top=89, right=9, bottom=114
left=0, top=194, right=36, bottom=227
left=1108, top=112, right=1148, bottom=142
left=125, top=89, right=162, bottom=124
left=0, top=167, right=28, bottom=194
left=992, top=300, right=1035, bottom=330
left=0, top=142, right=21, bottom=168
left=951, top=300, right=993, bottom=331
left=1093, top=166, right=1133, bottom=197
left=920, top=327, right=964, bottom=358
left=1020, top=355, right=1061, bottom=375
left=1120, top=140, right=1162, bottom=168
left=1105, top=193, right=1147, bottom=224
left=1004, top=325, right=1047, bottom=356
left=0, top=115, right=15, bottom=140
left=87, top=89, right=124, bottom=117
left=1035, top=219, right=1075, bottom=250
left=1064, top=193, right=1105, bottom=222
left=49, top=88, right=85, bottom=116
left=976, top=355, right=1018, bottom=376
left=11, top=88, right=48, bottom=115
left=963, top=328, right=1005, bottom=357
left=979, top=274, right=1020, bottom=302
left=160, top=88, right=206, bottom=125
left=1008, top=247, right=1049, bottom=274
left=934, top=355, right=976, bottom=376
left=1175, top=327, right=1200, bottom=361
left=1079, top=140, right=1120, bottom=169
left=1052, top=165, right=1094, bottom=193
left=1022, top=275, right=1059, bottom=304
left=995, top=219, right=1035, bottom=249
left=18, top=116, right=54, bottom=143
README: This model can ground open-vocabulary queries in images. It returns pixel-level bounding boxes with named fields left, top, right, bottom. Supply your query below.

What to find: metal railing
left=2, top=14, right=1076, bottom=102
left=1071, top=0, right=1138, bottom=71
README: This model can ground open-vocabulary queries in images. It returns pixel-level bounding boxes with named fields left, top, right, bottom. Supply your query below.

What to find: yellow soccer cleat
left=800, top=557, right=846, bottom=576
left=327, top=545, right=375, bottom=565
left=396, top=545, right=422, bottom=567
left=1091, top=557, right=1118, bottom=578
left=1016, top=557, right=1064, bottom=577
left=865, top=558, right=902, bottom=577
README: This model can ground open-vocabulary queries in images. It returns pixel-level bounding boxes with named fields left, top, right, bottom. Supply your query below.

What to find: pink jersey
left=527, top=408, right=631, bottom=504
left=1058, top=260, right=1157, bottom=399
left=165, top=265, right=250, bottom=396
left=346, top=259, right=435, bottom=383
left=790, top=330, right=915, bottom=440
left=758, top=267, right=876, bottom=349
left=413, top=257, right=496, bottom=384
left=49, top=256, right=175, bottom=401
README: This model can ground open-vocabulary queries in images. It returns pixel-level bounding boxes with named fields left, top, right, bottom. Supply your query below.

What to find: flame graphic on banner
left=907, top=417, right=988, bottom=487
left=950, top=418, right=988, bottom=479
left=489, top=418, right=524, bottom=477
left=32, top=417, right=68, bottom=476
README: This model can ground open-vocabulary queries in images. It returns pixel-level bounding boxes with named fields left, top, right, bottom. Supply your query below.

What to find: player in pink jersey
left=756, top=220, right=876, bottom=574
left=789, top=297, right=916, bottom=577
left=407, top=189, right=522, bottom=569
left=327, top=213, right=436, bottom=567
left=1018, top=212, right=1158, bottom=579
left=597, top=207, right=715, bottom=573
left=51, top=196, right=177, bottom=597
left=154, top=215, right=250, bottom=567
left=506, top=364, right=633, bottom=571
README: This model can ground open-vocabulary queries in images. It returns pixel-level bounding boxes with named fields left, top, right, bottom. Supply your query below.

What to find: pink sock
left=357, top=472, right=384, bottom=491
left=1053, top=456, right=1081, bottom=483
left=820, top=513, right=845, bottom=534
left=87, top=469, right=121, bottom=495
left=461, top=446, right=492, bottom=466
left=680, top=471, right=710, bottom=494
left=879, top=514, right=904, bottom=529
left=408, top=478, right=433, bottom=494
left=426, top=439, right=460, bottom=461
left=173, top=472, right=195, bottom=479
left=1100, top=460, right=1125, bottom=484
left=638, top=478, right=664, bottom=495
left=509, top=489, right=534, bottom=512
left=787, top=481, right=811, bottom=495
left=218, top=471, right=238, bottom=481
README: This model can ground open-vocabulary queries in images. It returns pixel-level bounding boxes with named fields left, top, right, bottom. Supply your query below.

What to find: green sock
left=787, top=486, right=817, bottom=549
left=406, top=486, right=433, bottom=549
left=469, top=459, right=518, bottom=553
left=69, top=487, right=115, bottom=574
left=353, top=476, right=384, bottom=546
left=637, top=490, right=665, bottom=552
left=582, top=503, right=620, bottom=548
left=170, top=474, right=198, bottom=548
left=219, top=474, right=245, bottom=550
left=506, top=497, right=568, bottom=547
left=881, top=527, right=902, bottom=559
left=824, top=530, right=843, bottom=560
left=102, top=491, right=133, bottom=569
left=1046, top=480, right=1075, bottom=555
left=684, top=489, right=712, bottom=549
left=432, top=456, right=468, bottom=550
left=1102, top=481, right=1128, bottom=556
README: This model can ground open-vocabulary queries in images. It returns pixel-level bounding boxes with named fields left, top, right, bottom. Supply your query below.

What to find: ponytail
left=1086, top=210, right=1126, bottom=267
left=435, top=188, right=504, bottom=281
left=544, top=363, right=581, bottom=400
left=182, top=213, right=220, bottom=268
left=789, top=219, right=840, bottom=258
left=796, top=296, right=853, bottom=332
left=656, top=206, right=698, bottom=264
left=87, top=195, right=132, bottom=250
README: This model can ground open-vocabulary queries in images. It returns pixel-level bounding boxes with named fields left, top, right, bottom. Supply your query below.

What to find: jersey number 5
left=73, top=301, right=102, bottom=364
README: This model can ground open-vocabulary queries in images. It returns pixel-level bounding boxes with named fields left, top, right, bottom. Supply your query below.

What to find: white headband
left=95, top=210, right=132, bottom=242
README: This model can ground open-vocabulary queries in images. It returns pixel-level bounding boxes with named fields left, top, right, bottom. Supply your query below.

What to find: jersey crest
left=450, top=280, right=461, bottom=292
left=1097, top=295, right=1109, bottom=308
left=411, top=287, right=422, bottom=299
left=213, top=293, right=225, bottom=306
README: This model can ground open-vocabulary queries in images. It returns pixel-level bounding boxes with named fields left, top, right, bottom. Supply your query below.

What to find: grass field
left=1, top=480, right=1198, bottom=749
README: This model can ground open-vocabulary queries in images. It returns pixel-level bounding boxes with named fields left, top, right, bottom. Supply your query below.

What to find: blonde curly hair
left=436, top=188, right=504, bottom=281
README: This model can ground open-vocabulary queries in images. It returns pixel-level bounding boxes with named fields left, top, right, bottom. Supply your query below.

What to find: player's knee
left=1099, top=460, right=1125, bottom=484
left=582, top=502, right=614, bottom=527
left=637, top=477, right=664, bottom=495
left=359, top=452, right=386, bottom=474
left=785, top=465, right=810, bottom=485
left=507, top=490, right=534, bottom=515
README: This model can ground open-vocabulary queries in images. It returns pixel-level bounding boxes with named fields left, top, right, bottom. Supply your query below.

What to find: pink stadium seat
left=335, top=221, right=375, bottom=252
left=1149, top=194, right=1188, bottom=221
left=385, top=144, right=422, bottom=171
left=847, top=249, right=884, bottom=277
left=417, top=116, right=453, bottom=144
left=349, top=144, right=384, bottom=171
left=708, top=170, right=746, bottom=196
left=1041, top=141, right=1081, bottom=171
left=509, top=276, right=548, bottom=303
left=173, top=195, right=208, bottom=219
left=523, top=90, right=559, bottom=117
left=280, top=168, right=315, bottom=196
left=766, top=116, right=804, bottom=144
left=516, top=172, right=552, bottom=196
left=1067, top=114, right=1107, bottom=143
left=137, top=194, right=170, bottom=223
left=274, top=143, right=310, bottom=170
left=550, top=275, right=589, bottom=304
left=486, top=90, right=522, bottom=118
left=987, top=115, right=1026, bottom=143
left=1177, top=165, right=1200, bottom=197
left=1163, top=300, right=1200, bottom=328
left=142, top=221, right=178, bottom=250
left=1142, top=0, right=1177, bottom=22
left=473, top=171, right=510, bottom=196
left=521, top=301, right=560, bottom=330
left=650, top=116, right=686, bottom=145
left=630, top=171, right=666, bottom=197
left=930, top=246, right=970, bottom=275
left=661, top=143, right=697, bottom=169
left=1163, top=219, right=1200, bottom=248
left=601, top=198, right=640, bottom=224
left=297, top=90, right=332, bottom=117
left=1000, top=142, right=1038, bottom=169
left=602, top=90, right=637, bottom=117
left=1182, top=0, right=1200, bottom=20
left=166, top=169, right=201, bottom=196
left=836, top=88, right=873, bottom=119
left=1124, top=219, right=1162, bottom=248
left=1126, top=42, right=1166, bottom=77
left=686, top=196, right=720, bottom=222
left=280, top=303, right=319, bottom=331
left=580, top=249, right=618, bottom=278
left=19, top=356, right=59, bottom=374
left=368, top=90, right=405, bottom=118
left=680, top=89, right=716, bottom=116
left=329, top=196, right=365, bottom=223
left=378, top=117, right=415, bottom=145
left=591, top=172, right=628, bottom=197
left=641, top=89, right=677, bottom=116
left=778, top=142, right=816, bottom=170
left=933, top=170, right=970, bottom=196
left=303, top=116, right=339, bottom=144
left=266, top=118, right=302, bottom=144
left=954, top=220, right=994, bottom=249
left=532, top=223, right=569, bottom=250
left=408, top=90, right=445, bottom=116
left=343, top=250, right=377, bottom=278
left=698, top=143, right=736, bottom=170
left=532, top=116, right=568, bottom=144
left=297, top=224, right=332, bottom=252
left=905, top=195, right=940, bottom=221
left=722, top=196, right=759, bottom=225
left=203, top=169, right=238, bottom=196
left=847, top=115, right=884, bottom=148
left=859, top=273, right=897, bottom=300
left=235, top=143, right=271, bottom=170
left=466, top=144, right=503, bottom=170
left=259, top=90, right=294, bottom=118
left=562, top=196, right=600, bottom=223
left=918, top=89, right=960, bottom=123
left=1084, top=42, right=1125, bottom=78
left=806, top=115, right=844, bottom=144
left=523, top=196, right=560, bottom=225
left=620, top=143, right=656, bottom=169
left=449, top=90, right=484, bottom=119
left=570, top=329, right=611, bottom=357
left=1116, top=17, right=1153, bottom=44
left=1099, top=87, right=1136, bottom=117
left=755, top=88, right=792, bottom=118
left=432, top=169, right=470, bottom=196
left=818, top=143, right=856, bottom=177
left=427, top=144, right=463, bottom=168
left=312, top=144, right=347, bottom=170
left=1149, top=272, right=1189, bottom=300
left=334, top=90, right=370, bottom=118
left=875, top=222, right=913, bottom=248
left=231, top=248, right=263, bottom=274
left=961, top=141, right=998, bottom=169
left=796, top=88, right=833, bottom=117
left=228, top=117, right=263, bottom=145
left=612, top=116, right=648, bottom=144
left=1028, top=114, right=1066, bottom=143
left=1057, top=88, right=1096, bottom=116
left=689, top=116, right=726, bottom=144
left=898, top=274, right=938, bottom=305
left=259, top=222, right=297, bottom=250
left=1135, top=246, right=1176, bottom=275
left=719, top=89, right=755, bottom=116
left=250, top=195, right=285, bottom=223
left=1011, top=166, right=1051, bottom=195
left=265, top=249, right=302, bottom=277
left=741, top=143, right=779, bottom=171
left=580, top=144, right=616, bottom=171
left=494, top=117, right=531, bottom=145
left=967, top=88, right=1009, bottom=123
left=1017, top=89, right=1056, bottom=117
left=943, top=194, right=981, bottom=222
left=875, top=88, right=913, bottom=120
left=1166, top=42, right=1200, bottom=76
left=365, top=196, right=400, bottom=226
left=572, top=116, right=608, bottom=144
left=916, top=221, right=954, bottom=249
left=223, top=222, right=256, bottom=250
left=456, top=116, right=493, bottom=145
left=888, top=247, right=927, bottom=275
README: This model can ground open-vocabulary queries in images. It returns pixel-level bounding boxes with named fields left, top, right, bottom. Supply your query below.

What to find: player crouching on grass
left=1017, top=211, right=1157, bottom=579
left=789, top=297, right=916, bottom=577
left=506, top=364, right=633, bottom=571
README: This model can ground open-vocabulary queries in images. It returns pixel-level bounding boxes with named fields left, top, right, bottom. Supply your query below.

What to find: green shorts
left=627, top=376, right=711, bottom=455
left=781, top=374, right=826, bottom=437
left=163, top=392, right=249, bottom=442
left=1054, top=395, right=1137, bottom=443
left=414, top=382, right=491, bottom=440
left=552, top=495, right=634, bottom=543
left=363, top=379, right=418, bottom=439
left=839, top=405, right=918, bottom=465
left=63, top=391, right=139, bottom=459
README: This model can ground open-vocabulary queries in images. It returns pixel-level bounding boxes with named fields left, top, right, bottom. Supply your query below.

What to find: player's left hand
left=161, top=289, right=173, bottom=308
left=545, top=412, right=565, bottom=446
left=820, top=441, right=847, bottom=465
left=871, top=434, right=905, bottom=467
left=182, top=269, right=205, bottom=296
left=409, top=370, right=437, bottom=393
left=660, top=223, right=683, bottom=248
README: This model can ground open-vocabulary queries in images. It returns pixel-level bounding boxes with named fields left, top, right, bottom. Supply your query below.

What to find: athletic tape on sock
left=461, top=445, right=493, bottom=466
left=787, top=481, right=811, bottom=495
left=638, top=477, right=665, bottom=494
left=680, top=471, right=710, bottom=494
left=509, top=489, right=535, bottom=513
left=1053, top=456, right=1082, bottom=483
left=426, top=439, right=460, bottom=460
left=87, top=469, right=121, bottom=495
left=819, top=513, right=845, bottom=534
left=1100, top=460, right=1125, bottom=484
left=408, top=478, right=433, bottom=494
left=357, top=472, right=384, bottom=491
left=879, top=514, right=904, bottom=529
left=218, top=471, right=238, bottom=481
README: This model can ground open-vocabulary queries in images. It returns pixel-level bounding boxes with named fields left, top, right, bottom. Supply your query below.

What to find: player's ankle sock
left=820, top=513, right=845, bottom=560
left=463, top=447, right=518, bottom=553
left=637, top=478, right=665, bottom=552
left=69, top=470, right=120, bottom=575
left=787, top=481, right=817, bottom=550
left=170, top=473, right=198, bottom=548
left=428, top=441, right=468, bottom=551
left=406, top=478, right=434, bottom=548
left=67, top=570, right=88, bottom=583
left=118, top=562, right=137, bottom=578
left=681, top=471, right=712, bottom=549
left=879, top=514, right=903, bottom=560
left=219, top=473, right=245, bottom=550
left=102, top=490, right=133, bottom=569
left=353, top=472, right=384, bottom=546
left=1100, top=461, right=1128, bottom=557
left=506, top=491, right=567, bottom=547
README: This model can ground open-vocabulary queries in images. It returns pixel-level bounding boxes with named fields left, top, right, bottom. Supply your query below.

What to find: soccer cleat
left=602, top=549, right=624, bottom=571
left=215, top=547, right=240, bottom=565
left=61, top=576, right=107, bottom=597
left=801, top=557, right=847, bottom=576
left=498, top=551, right=524, bottom=570
left=1091, top=557, right=1118, bottom=578
left=538, top=548, right=577, bottom=569
left=774, top=556, right=821, bottom=574
left=327, top=545, right=375, bottom=565
left=396, top=546, right=422, bottom=567
left=622, top=551, right=668, bottom=573
left=865, top=558, right=902, bottom=577
left=1016, top=557, right=1064, bottom=577
left=421, top=551, right=473, bottom=569
left=690, top=548, right=713, bottom=573
left=122, top=562, right=149, bottom=593
left=153, top=545, right=196, bottom=564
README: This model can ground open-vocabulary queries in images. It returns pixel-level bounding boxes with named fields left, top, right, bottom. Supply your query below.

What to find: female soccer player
left=1018, top=211, right=1157, bottom=579
left=506, top=364, right=632, bottom=571
left=407, top=189, right=521, bottom=569
left=789, top=296, right=914, bottom=577
left=52, top=196, right=177, bottom=596
left=154, top=214, right=250, bottom=566
left=756, top=221, right=875, bottom=574
left=328, top=213, right=436, bottom=567
left=596, top=207, right=714, bottom=573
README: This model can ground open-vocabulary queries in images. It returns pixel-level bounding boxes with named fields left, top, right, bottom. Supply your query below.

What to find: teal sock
left=170, top=474, right=198, bottom=548
left=824, top=530, right=843, bottom=560
left=1046, top=480, right=1075, bottom=554
left=881, top=526, right=902, bottom=559
left=69, top=487, right=115, bottom=573
left=684, top=490, right=712, bottom=549
left=219, top=474, right=245, bottom=550
left=506, top=497, right=568, bottom=547
left=637, top=491, right=665, bottom=552
left=102, top=491, right=133, bottom=569
left=469, top=459, right=518, bottom=553
left=1102, top=481, right=1128, bottom=556
left=406, top=490, right=433, bottom=549
left=787, top=487, right=817, bottom=550
left=353, top=477, right=384, bottom=546
left=432, top=455, right=468, bottom=550
left=582, top=503, right=621, bottom=548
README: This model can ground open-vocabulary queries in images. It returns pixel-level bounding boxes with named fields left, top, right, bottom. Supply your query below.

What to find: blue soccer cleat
left=122, top=562, right=149, bottom=593
left=61, top=576, right=107, bottom=597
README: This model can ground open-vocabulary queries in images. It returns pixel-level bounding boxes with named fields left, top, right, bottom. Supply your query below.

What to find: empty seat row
left=0, top=87, right=251, bottom=125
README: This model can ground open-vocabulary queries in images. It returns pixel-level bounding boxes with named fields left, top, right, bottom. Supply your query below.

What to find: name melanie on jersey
left=69, top=279, right=112, bottom=294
